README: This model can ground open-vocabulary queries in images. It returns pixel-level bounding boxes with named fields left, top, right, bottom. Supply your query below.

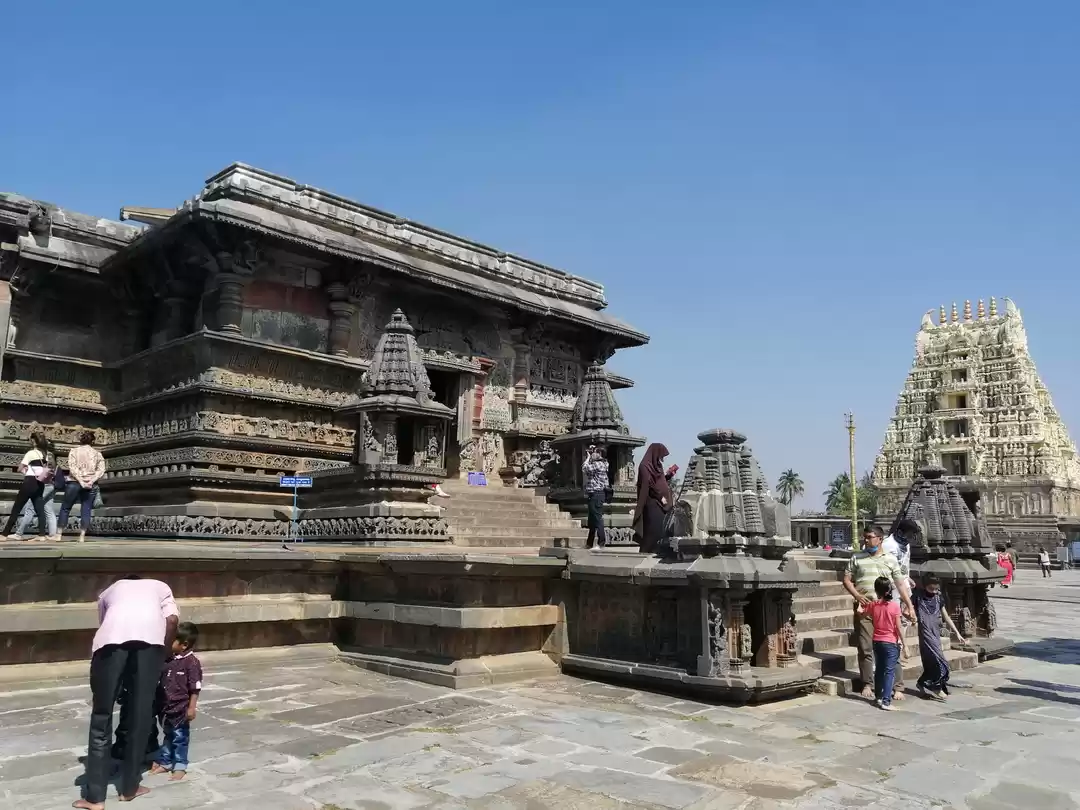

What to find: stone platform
left=0, top=540, right=819, bottom=704
left=0, top=591, right=1075, bottom=810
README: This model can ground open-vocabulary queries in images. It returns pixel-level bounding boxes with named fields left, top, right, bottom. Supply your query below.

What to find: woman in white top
left=3, top=432, right=52, bottom=541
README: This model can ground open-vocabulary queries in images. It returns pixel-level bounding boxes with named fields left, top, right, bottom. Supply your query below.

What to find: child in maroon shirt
left=150, top=622, right=202, bottom=780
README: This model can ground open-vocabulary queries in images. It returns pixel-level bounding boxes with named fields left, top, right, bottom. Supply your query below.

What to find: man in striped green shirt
left=843, top=525, right=915, bottom=700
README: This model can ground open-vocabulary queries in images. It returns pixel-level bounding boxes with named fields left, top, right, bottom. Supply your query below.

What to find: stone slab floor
left=3, top=578, right=1080, bottom=810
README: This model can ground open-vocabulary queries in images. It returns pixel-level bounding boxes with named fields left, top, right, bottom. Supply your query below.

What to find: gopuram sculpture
left=874, top=299, right=1080, bottom=552
left=890, top=463, right=1012, bottom=657
left=0, top=165, right=647, bottom=540
left=299, top=309, right=453, bottom=541
left=550, top=429, right=818, bottom=702
left=547, top=359, right=643, bottom=544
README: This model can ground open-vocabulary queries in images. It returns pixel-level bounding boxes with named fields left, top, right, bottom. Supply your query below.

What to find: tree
left=776, top=469, right=805, bottom=510
left=824, top=473, right=851, bottom=514
left=824, top=471, right=879, bottom=518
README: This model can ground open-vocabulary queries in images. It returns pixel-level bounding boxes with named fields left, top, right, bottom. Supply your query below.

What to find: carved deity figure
left=781, top=617, right=798, bottom=659
left=707, top=601, right=728, bottom=677
left=738, top=624, right=753, bottom=660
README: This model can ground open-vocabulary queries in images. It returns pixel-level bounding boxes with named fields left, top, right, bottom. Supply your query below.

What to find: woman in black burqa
left=633, top=443, right=676, bottom=554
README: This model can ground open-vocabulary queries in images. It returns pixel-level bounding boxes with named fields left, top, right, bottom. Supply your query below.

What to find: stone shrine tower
left=874, top=298, right=1080, bottom=551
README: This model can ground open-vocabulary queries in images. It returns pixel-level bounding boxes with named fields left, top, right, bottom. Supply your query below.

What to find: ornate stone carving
left=707, top=598, right=729, bottom=677
left=507, top=440, right=559, bottom=487
left=106, top=409, right=353, bottom=449
left=104, top=447, right=349, bottom=478
left=458, top=439, right=477, bottom=474
left=480, top=431, right=504, bottom=475
left=93, top=513, right=450, bottom=540
left=738, top=623, right=753, bottom=661
left=876, top=298, right=1080, bottom=548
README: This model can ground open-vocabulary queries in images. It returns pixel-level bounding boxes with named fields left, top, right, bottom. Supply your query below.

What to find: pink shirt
left=868, top=599, right=902, bottom=643
left=92, top=578, right=179, bottom=653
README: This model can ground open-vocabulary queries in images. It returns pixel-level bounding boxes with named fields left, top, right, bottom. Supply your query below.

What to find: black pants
left=3, top=476, right=45, bottom=536
left=84, top=642, right=165, bottom=803
left=112, top=681, right=161, bottom=762
left=586, top=490, right=607, bottom=547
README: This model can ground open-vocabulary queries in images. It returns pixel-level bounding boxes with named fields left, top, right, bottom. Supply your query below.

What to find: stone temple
left=0, top=163, right=647, bottom=542
left=874, top=299, right=1080, bottom=552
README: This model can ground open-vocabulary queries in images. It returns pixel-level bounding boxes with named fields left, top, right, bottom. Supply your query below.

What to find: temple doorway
left=427, top=369, right=462, bottom=476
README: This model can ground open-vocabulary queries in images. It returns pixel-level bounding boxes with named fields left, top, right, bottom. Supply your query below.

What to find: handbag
left=33, top=463, right=52, bottom=483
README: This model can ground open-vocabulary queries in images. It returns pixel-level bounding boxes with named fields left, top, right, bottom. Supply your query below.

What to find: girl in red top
left=867, top=576, right=904, bottom=710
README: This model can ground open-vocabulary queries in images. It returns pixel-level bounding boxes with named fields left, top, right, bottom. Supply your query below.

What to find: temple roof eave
left=341, top=394, right=454, bottom=420
left=99, top=199, right=650, bottom=349
left=551, top=429, right=645, bottom=448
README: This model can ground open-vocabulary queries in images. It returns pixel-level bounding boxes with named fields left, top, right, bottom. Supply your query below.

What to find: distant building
left=874, top=298, right=1080, bottom=552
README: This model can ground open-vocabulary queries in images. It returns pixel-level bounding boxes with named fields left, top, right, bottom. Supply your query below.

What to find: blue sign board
left=279, top=476, right=313, bottom=488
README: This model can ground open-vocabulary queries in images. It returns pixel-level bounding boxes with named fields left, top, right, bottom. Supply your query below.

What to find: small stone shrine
left=299, top=309, right=453, bottom=541
left=875, top=298, right=1080, bottom=551
left=549, top=429, right=818, bottom=703
left=890, top=463, right=1012, bottom=657
left=548, top=361, right=644, bottom=544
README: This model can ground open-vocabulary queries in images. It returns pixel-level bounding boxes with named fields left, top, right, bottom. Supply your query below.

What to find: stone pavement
left=3, top=580, right=1080, bottom=809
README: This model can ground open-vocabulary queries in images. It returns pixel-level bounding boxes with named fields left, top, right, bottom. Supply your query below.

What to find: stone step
left=813, top=647, right=979, bottom=697
left=794, top=580, right=849, bottom=600
left=449, top=534, right=578, bottom=547
left=797, top=629, right=851, bottom=654
left=795, top=609, right=855, bottom=633
left=793, top=594, right=852, bottom=614
left=441, top=505, right=568, bottom=520
left=454, top=526, right=589, bottom=539
left=444, top=520, right=587, bottom=533
left=437, top=487, right=547, bottom=503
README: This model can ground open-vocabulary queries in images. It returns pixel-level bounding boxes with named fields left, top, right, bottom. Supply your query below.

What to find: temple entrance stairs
left=436, top=482, right=589, bottom=547
left=792, top=554, right=980, bottom=696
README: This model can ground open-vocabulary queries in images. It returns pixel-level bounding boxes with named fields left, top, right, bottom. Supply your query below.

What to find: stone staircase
left=792, top=554, right=980, bottom=696
left=436, top=482, right=589, bottom=547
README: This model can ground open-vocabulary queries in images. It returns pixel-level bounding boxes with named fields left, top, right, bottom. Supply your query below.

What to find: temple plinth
left=548, top=428, right=817, bottom=703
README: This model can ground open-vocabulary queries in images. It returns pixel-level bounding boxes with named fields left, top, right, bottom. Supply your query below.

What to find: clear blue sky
left=5, top=2, right=1080, bottom=510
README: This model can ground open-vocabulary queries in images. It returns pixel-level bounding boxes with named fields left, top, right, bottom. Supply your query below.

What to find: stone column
left=509, top=328, right=531, bottom=404
left=729, top=593, right=751, bottom=676
left=215, top=272, right=246, bottom=335
left=326, top=282, right=357, bottom=357
left=0, top=281, right=11, bottom=374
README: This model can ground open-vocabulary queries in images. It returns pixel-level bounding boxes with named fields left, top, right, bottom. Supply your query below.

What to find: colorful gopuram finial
left=963, top=300, right=972, bottom=321
left=977, top=299, right=985, bottom=319
left=951, top=302, right=959, bottom=323
left=939, top=305, right=947, bottom=325
left=989, top=296, right=998, bottom=317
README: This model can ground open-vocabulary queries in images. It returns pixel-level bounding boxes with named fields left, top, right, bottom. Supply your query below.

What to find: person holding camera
left=582, top=445, right=610, bottom=550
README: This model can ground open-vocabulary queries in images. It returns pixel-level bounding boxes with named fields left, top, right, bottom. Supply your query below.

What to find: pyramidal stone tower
left=874, top=298, right=1080, bottom=551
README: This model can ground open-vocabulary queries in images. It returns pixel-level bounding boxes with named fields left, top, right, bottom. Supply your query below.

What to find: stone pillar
left=326, top=282, right=357, bottom=357
left=776, top=594, right=798, bottom=668
left=510, top=330, right=531, bottom=404
left=729, top=593, right=751, bottom=676
left=215, top=272, right=246, bottom=335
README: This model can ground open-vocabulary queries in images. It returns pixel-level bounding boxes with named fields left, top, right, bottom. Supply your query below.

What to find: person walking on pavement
left=1006, top=542, right=1019, bottom=582
left=1039, top=547, right=1052, bottom=578
left=583, top=445, right=610, bottom=550
left=843, top=526, right=916, bottom=701
left=75, top=575, right=179, bottom=810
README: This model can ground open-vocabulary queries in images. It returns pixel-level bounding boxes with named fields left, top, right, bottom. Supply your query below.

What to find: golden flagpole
left=846, top=412, right=859, bottom=551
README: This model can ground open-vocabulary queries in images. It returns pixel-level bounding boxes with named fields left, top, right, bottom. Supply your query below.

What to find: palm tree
left=776, top=469, right=805, bottom=511
left=824, top=473, right=851, bottom=514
